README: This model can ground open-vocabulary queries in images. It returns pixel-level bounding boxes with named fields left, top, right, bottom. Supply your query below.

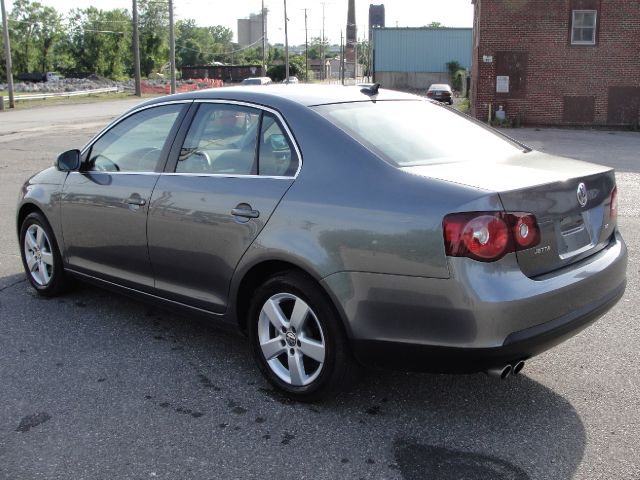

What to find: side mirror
left=55, top=149, right=81, bottom=171
left=268, top=133, right=288, bottom=151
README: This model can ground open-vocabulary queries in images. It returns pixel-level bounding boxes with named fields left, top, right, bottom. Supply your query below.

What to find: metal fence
left=1, top=87, right=120, bottom=106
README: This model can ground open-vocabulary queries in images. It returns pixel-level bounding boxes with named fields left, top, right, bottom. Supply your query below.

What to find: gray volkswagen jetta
left=17, top=85, right=627, bottom=400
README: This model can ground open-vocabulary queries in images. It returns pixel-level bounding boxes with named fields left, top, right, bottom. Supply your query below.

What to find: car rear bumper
left=350, top=279, right=625, bottom=372
left=321, top=231, right=627, bottom=372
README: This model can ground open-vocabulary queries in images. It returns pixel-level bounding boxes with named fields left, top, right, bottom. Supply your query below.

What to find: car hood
left=400, top=151, right=612, bottom=192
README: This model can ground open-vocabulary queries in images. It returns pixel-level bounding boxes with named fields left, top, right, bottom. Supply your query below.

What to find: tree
left=267, top=54, right=304, bottom=81
left=10, top=0, right=42, bottom=72
left=138, top=0, right=168, bottom=76
left=37, top=6, right=62, bottom=72
left=357, top=39, right=370, bottom=76
left=61, top=7, right=131, bottom=79
left=446, top=60, right=465, bottom=91
left=176, top=19, right=211, bottom=67
left=306, top=36, right=329, bottom=60
left=208, top=25, right=232, bottom=45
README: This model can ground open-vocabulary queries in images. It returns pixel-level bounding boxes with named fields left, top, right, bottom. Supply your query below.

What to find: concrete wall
left=375, top=71, right=450, bottom=90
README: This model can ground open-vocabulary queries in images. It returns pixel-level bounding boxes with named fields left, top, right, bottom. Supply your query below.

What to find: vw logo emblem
left=576, top=182, right=588, bottom=207
left=285, top=331, right=297, bottom=347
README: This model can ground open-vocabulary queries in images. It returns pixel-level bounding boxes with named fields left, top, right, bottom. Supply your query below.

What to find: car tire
left=248, top=271, right=358, bottom=401
left=19, top=212, right=72, bottom=297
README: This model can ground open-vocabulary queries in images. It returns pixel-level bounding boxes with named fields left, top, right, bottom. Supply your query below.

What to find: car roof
left=428, top=84, right=451, bottom=89
left=138, top=84, right=423, bottom=111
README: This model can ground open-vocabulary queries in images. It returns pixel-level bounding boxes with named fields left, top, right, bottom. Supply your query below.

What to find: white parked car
left=241, top=77, right=273, bottom=86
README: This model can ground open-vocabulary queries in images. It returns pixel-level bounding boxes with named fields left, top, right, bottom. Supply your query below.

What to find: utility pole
left=340, top=30, right=344, bottom=85
left=132, top=0, right=141, bottom=96
left=1, top=0, right=15, bottom=108
left=283, top=0, right=289, bottom=83
left=168, top=0, right=176, bottom=94
left=303, top=8, right=308, bottom=82
left=354, top=36, right=358, bottom=80
left=261, top=0, right=266, bottom=75
left=321, top=2, right=326, bottom=81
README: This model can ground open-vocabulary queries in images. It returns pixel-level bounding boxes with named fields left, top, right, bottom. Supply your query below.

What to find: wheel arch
left=233, top=259, right=352, bottom=340
left=17, top=202, right=46, bottom=235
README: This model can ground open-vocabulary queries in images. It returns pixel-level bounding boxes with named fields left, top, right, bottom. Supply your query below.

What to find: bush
left=266, top=63, right=302, bottom=82
left=446, top=60, right=465, bottom=92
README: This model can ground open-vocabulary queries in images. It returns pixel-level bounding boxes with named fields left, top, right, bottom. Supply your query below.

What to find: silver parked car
left=17, top=85, right=627, bottom=400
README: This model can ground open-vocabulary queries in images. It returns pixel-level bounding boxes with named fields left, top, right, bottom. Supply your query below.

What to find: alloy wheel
left=23, top=224, right=54, bottom=286
left=257, top=293, right=326, bottom=387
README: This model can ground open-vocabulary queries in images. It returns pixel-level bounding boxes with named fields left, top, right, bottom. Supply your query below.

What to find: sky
left=6, top=0, right=474, bottom=45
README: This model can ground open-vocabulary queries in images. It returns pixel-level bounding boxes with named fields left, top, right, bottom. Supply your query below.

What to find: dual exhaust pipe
left=485, top=360, right=525, bottom=379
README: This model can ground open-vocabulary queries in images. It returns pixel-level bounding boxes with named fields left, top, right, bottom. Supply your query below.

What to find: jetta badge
left=577, top=182, right=588, bottom=207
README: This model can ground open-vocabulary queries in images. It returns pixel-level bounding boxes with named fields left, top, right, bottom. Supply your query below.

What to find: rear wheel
left=248, top=271, right=357, bottom=401
left=19, top=212, right=72, bottom=296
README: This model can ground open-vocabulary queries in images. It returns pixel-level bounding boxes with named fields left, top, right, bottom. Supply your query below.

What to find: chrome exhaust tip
left=486, top=364, right=512, bottom=379
left=512, top=360, right=525, bottom=375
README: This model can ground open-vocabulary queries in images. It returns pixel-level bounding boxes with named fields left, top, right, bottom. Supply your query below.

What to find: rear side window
left=177, top=103, right=261, bottom=175
left=313, top=101, right=523, bottom=167
left=176, top=103, right=298, bottom=177
left=258, top=112, right=299, bottom=176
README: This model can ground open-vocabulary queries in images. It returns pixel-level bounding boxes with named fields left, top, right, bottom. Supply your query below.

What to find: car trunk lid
left=402, top=151, right=617, bottom=277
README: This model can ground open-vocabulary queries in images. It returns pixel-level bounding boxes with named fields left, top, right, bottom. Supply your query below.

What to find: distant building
left=471, top=0, right=640, bottom=126
left=369, top=4, right=385, bottom=30
left=373, top=28, right=472, bottom=89
left=238, top=11, right=266, bottom=47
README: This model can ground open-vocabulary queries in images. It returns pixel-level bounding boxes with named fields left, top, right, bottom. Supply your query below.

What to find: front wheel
left=19, top=212, right=72, bottom=296
left=248, top=271, right=358, bottom=401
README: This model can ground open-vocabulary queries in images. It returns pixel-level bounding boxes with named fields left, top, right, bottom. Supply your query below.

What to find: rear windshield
left=312, top=100, right=524, bottom=167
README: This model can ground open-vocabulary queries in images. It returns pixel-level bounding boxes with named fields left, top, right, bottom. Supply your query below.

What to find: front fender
left=17, top=167, right=68, bottom=256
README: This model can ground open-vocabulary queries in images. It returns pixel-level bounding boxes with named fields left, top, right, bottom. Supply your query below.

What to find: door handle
left=231, top=205, right=260, bottom=219
left=126, top=196, right=146, bottom=206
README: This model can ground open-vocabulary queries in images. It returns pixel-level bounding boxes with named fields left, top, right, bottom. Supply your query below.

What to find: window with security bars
left=571, top=10, right=597, bottom=45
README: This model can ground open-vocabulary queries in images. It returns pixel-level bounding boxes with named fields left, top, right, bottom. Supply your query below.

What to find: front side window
left=571, top=10, right=597, bottom=45
left=86, top=104, right=183, bottom=172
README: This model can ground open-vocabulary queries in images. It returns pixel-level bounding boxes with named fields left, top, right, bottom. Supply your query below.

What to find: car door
left=147, top=101, right=300, bottom=312
left=61, top=102, right=188, bottom=291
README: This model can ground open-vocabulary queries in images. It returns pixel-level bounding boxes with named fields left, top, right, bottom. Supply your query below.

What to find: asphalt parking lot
left=0, top=98, right=639, bottom=480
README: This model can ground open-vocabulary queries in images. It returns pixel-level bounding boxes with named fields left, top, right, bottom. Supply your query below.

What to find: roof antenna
left=360, top=83, right=381, bottom=96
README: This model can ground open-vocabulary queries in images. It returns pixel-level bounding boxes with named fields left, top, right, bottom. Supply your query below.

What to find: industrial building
left=237, top=11, right=266, bottom=47
left=372, top=28, right=472, bottom=89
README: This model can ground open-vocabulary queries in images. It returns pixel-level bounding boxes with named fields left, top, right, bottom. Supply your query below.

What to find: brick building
left=470, top=0, right=640, bottom=127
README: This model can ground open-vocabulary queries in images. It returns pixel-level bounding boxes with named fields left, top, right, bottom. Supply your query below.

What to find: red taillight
left=426, top=91, right=433, bottom=97
left=512, top=214, right=540, bottom=249
left=443, top=212, right=541, bottom=262
left=609, top=186, right=618, bottom=221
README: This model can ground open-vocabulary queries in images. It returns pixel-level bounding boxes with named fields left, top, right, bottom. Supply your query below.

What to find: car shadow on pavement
left=0, top=278, right=585, bottom=480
